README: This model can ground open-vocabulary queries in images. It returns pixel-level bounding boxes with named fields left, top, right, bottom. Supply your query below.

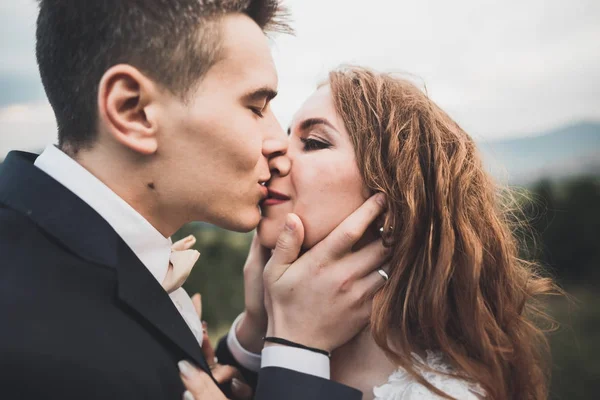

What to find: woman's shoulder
left=373, top=351, right=486, bottom=400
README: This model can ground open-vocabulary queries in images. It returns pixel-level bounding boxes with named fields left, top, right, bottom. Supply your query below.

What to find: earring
left=379, top=226, right=393, bottom=234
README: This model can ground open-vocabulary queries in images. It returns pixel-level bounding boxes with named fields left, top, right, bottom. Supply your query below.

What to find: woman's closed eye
left=300, top=137, right=331, bottom=151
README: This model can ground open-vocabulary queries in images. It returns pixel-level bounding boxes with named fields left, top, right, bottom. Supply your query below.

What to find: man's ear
left=97, top=64, right=160, bottom=155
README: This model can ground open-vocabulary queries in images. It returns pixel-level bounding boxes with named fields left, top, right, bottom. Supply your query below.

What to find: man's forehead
left=215, top=39, right=278, bottom=89
left=204, top=55, right=278, bottom=98
left=217, top=15, right=275, bottom=68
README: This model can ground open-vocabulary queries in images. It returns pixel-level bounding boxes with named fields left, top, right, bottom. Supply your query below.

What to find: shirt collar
left=34, top=145, right=172, bottom=283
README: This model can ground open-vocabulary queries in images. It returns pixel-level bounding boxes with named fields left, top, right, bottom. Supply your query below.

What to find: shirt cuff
left=261, top=345, right=330, bottom=379
left=226, top=313, right=262, bottom=372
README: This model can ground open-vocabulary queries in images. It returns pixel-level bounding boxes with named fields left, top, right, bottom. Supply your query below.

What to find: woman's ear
left=97, top=64, right=159, bottom=155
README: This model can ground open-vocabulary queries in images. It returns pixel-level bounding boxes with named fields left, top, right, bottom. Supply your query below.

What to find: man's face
left=155, top=13, right=285, bottom=232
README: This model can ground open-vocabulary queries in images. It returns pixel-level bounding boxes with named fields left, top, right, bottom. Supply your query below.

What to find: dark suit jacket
left=0, top=151, right=362, bottom=400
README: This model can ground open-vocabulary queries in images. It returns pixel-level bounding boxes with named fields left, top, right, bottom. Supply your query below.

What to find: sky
left=1, top=0, right=599, bottom=159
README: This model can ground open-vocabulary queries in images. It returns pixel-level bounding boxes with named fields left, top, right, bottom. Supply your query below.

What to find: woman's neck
left=331, top=326, right=397, bottom=400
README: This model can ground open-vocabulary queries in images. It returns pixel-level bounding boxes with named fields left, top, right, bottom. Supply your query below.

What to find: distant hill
left=478, top=121, right=600, bottom=185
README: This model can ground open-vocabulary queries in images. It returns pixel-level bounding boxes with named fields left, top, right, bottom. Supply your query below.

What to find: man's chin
left=212, top=209, right=261, bottom=233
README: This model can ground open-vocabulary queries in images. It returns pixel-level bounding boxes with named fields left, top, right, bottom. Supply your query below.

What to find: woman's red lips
left=267, top=189, right=290, bottom=200
left=262, top=188, right=290, bottom=206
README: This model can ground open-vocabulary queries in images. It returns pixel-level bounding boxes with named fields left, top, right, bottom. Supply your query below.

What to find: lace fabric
left=373, top=351, right=486, bottom=400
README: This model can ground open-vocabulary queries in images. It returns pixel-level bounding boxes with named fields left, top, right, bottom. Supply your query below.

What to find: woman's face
left=258, top=85, right=369, bottom=249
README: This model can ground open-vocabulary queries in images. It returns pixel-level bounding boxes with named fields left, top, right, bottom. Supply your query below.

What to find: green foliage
left=524, top=176, right=600, bottom=285
left=174, top=223, right=252, bottom=329
left=518, top=176, right=600, bottom=399
left=548, top=288, right=600, bottom=399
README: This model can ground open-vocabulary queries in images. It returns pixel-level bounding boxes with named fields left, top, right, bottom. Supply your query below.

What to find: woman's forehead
left=290, top=85, right=340, bottom=132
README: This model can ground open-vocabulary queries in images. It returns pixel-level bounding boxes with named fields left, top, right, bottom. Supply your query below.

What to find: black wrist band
left=262, top=336, right=331, bottom=358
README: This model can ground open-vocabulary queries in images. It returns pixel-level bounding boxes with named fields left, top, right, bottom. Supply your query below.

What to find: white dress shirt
left=34, top=145, right=330, bottom=379
left=226, top=314, right=330, bottom=378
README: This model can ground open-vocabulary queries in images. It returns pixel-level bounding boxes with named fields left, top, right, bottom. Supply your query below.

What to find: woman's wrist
left=235, top=311, right=268, bottom=354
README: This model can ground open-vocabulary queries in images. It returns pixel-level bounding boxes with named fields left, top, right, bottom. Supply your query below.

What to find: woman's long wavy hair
left=328, top=67, right=558, bottom=400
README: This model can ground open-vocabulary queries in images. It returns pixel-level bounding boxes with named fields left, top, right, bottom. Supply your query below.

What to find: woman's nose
left=263, top=138, right=291, bottom=177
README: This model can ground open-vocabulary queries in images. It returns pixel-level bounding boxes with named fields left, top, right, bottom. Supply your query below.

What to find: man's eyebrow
left=244, top=87, right=278, bottom=103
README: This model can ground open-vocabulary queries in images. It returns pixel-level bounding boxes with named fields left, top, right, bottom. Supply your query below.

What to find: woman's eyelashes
left=300, top=137, right=332, bottom=151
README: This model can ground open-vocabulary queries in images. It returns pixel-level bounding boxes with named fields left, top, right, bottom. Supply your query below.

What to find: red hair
left=329, top=67, right=558, bottom=399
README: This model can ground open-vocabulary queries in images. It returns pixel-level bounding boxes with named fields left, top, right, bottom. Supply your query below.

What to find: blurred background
left=1, top=0, right=598, bottom=398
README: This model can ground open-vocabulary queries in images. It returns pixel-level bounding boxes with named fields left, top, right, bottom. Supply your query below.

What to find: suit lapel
left=0, top=151, right=210, bottom=373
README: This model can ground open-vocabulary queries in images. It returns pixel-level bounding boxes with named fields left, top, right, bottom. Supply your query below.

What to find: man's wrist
left=263, top=336, right=331, bottom=358
left=267, top=320, right=333, bottom=353
left=236, top=311, right=267, bottom=354
left=261, top=345, right=331, bottom=379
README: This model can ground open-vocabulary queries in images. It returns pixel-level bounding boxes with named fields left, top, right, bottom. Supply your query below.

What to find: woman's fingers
left=179, top=360, right=227, bottom=400
left=172, top=235, right=197, bottom=251
left=179, top=358, right=251, bottom=399
left=211, top=364, right=240, bottom=383
left=231, top=377, right=253, bottom=400
left=211, top=365, right=252, bottom=400
left=201, top=321, right=217, bottom=368
left=355, top=262, right=391, bottom=301
left=192, top=293, right=202, bottom=320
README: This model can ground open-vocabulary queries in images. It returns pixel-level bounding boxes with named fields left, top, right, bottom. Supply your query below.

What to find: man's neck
left=74, top=148, right=180, bottom=237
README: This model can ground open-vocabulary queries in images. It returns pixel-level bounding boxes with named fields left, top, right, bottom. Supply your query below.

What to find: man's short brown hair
left=35, top=0, right=291, bottom=152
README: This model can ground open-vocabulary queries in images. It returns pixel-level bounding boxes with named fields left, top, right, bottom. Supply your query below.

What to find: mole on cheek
left=147, top=183, right=156, bottom=190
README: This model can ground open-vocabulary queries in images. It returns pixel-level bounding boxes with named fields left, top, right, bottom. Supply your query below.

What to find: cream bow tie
left=162, top=235, right=200, bottom=294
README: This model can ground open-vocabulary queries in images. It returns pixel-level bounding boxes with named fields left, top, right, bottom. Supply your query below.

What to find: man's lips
left=262, top=188, right=290, bottom=206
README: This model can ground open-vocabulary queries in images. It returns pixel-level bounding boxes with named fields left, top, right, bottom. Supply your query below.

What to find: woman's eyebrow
left=288, top=118, right=339, bottom=137
left=299, top=118, right=338, bottom=133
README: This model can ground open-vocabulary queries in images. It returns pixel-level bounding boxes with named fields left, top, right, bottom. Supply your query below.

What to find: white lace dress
left=373, top=351, right=486, bottom=400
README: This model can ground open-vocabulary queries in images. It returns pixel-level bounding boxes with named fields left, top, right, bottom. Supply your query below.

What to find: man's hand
left=263, top=193, right=389, bottom=352
left=235, top=234, right=271, bottom=353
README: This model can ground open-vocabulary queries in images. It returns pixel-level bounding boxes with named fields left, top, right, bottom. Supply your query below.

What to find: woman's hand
left=181, top=294, right=253, bottom=400
left=179, top=359, right=228, bottom=400
left=236, top=234, right=272, bottom=353
left=172, top=234, right=197, bottom=251
left=179, top=350, right=252, bottom=400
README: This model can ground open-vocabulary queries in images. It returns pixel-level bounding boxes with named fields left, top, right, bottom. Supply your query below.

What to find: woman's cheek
left=293, top=188, right=341, bottom=248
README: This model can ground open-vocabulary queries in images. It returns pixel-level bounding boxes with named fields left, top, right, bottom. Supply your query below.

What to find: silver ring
left=377, top=269, right=389, bottom=281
